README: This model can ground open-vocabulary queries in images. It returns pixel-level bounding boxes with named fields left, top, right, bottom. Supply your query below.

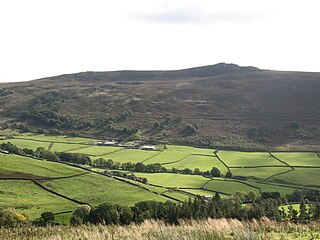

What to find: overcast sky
left=1, top=0, right=320, bottom=82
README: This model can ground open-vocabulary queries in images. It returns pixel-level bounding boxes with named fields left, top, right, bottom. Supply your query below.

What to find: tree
left=210, top=167, right=222, bottom=177
left=225, top=171, right=233, bottom=178
left=194, top=168, right=201, bottom=175
left=71, top=205, right=91, bottom=225
left=41, top=211, right=54, bottom=223
left=246, top=191, right=257, bottom=202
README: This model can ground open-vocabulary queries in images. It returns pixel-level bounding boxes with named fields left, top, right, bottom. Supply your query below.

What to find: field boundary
left=213, top=151, right=231, bottom=173
left=161, top=154, right=193, bottom=165
left=32, top=180, right=89, bottom=205
left=0, top=172, right=90, bottom=181
left=10, top=137, right=92, bottom=145
left=259, top=169, right=294, bottom=183
left=141, top=150, right=164, bottom=163
left=94, top=148, right=124, bottom=157
left=65, top=145, right=94, bottom=153
left=269, top=152, right=294, bottom=170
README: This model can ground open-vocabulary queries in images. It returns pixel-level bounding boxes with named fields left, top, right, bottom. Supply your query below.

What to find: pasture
left=0, top=153, right=84, bottom=177
left=42, top=172, right=168, bottom=205
left=1, top=132, right=320, bottom=223
left=0, top=180, right=77, bottom=220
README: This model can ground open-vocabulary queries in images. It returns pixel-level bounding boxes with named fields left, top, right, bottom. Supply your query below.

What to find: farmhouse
left=141, top=145, right=156, bottom=150
left=97, top=140, right=118, bottom=146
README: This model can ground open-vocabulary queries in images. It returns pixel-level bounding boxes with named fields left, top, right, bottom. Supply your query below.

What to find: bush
left=290, top=121, right=301, bottom=129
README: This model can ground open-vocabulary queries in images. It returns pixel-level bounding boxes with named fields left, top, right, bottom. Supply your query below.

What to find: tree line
left=69, top=190, right=320, bottom=225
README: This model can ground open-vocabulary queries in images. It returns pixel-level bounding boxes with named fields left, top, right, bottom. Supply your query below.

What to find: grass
left=42, top=172, right=168, bottom=206
left=219, top=151, right=286, bottom=167
left=246, top=181, right=298, bottom=195
left=49, top=143, right=90, bottom=152
left=0, top=153, right=84, bottom=177
left=71, top=146, right=122, bottom=157
left=0, top=180, right=77, bottom=220
left=268, top=168, right=320, bottom=187
left=133, top=172, right=209, bottom=189
left=204, top=179, right=259, bottom=195
left=97, top=149, right=158, bottom=163
left=1, top=218, right=320, bottom=239
left=161, top=190, right=190, bottom=202
left=179, top=188, right=229, bottom=197
left=0, top=139, right=50, bottom=150
left=165, top=154, right=229, bottom=172
left=272, top=152, right=320, bottom=166
left=15, top=133, right=99, bottom=144
left=230, top=167, right=292, bottom=181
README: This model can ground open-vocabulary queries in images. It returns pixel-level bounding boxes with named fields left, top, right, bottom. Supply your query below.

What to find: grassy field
left=49, top=142, right=90, bottom=152
left=164, top=154, right=228, bottom=172
left=0, top=180, right=77, bottom=220
left=204, top=179, right=259, bottom=195
left=230, top=167, right=292, bottom=181
left=273, top=152, right=320, bottom=166
left=0, top=139, right=51, bottom=150
left=94, top=149, right=159, bottom=163
left=268, top=168, right=320, bottom=187
left=70, top=145, right=121, bottom=156
left=218, top=151, right=286, bottom=167
left=133, top=172, right=209, bottom=188
left=42, top=172, right=168, bottom=206
left=1, top=132, right=320, bottom=224
left=14, top=133, right=99, bottom=144
left=0, top=153, right=84, bottom=177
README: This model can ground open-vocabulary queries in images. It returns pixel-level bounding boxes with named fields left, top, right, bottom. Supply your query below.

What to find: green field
left=230, top=167, right=292, bottom=181
left=42, top=172, right=168, bottom=206
left=204, top=179, right=260, bottom=195
left=218, top=151, right=286, bottom=167
left=95, top=149, right=159, bottom=163
left=0, top=180, right=77, bottom=219
left=0, top=139, right=51, bottom=150
left=14, top=133, right=99, bottom=144
left=70, top=145, right=122, bottom=157
left=268, top=168, right=320, bottom=187
left=273, top=152, right=320, bottom=166
left=0, top=153, right=84, bottom=177
left=1, top=132, right=320, bottom=224
left=49, top=143, right=90, bottom=152
left=164, top=154, right=228, bottom=172
left=133, top=172, right=209, bottom=188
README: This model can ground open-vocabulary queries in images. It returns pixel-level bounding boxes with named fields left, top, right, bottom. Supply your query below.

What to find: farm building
left=141, top=145, right=156, bottom=150
left=97, top=140, right=118, bottom=146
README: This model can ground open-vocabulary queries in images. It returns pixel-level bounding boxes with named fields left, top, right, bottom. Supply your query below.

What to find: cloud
left=133, top=7, right=264, bottom=25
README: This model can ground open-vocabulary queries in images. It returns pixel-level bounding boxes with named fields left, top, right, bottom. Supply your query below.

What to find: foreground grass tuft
left=1, top=218, right=320, bottom=240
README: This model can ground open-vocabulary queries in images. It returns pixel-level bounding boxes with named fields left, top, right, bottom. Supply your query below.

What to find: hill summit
left=0, top=63, right=319, bottom=150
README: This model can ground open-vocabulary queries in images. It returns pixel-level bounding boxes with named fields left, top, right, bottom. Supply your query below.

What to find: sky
left=1, top=0, right=320, bottom=82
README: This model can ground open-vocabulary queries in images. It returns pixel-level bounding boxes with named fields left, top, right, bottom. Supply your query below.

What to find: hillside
left=0, top=63, right=320, bottom=150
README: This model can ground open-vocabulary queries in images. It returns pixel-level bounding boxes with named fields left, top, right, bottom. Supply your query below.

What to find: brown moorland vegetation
left=1, top=63, right=319, bottom=150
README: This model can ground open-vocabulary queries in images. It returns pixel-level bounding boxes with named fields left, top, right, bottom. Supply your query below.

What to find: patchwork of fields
left=0, top=132, right=319, bottom=222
